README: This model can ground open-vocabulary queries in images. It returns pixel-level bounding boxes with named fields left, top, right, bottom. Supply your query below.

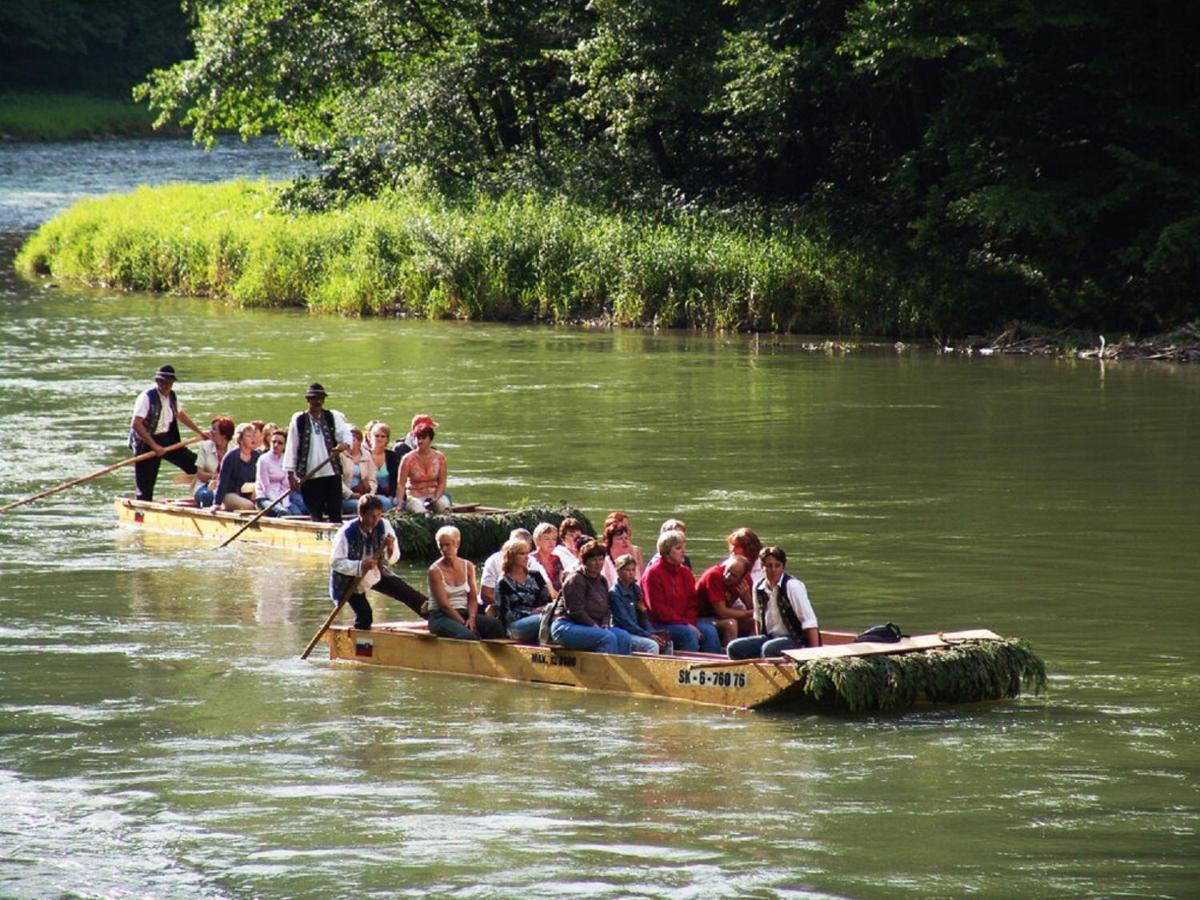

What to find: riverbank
left=11, top=180, right=936, bottom=336
left=14, top=179, right=1198, bottom=351
left=0, top=92, right=161, bottom=141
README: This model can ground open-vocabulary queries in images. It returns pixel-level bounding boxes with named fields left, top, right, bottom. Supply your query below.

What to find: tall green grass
left=17, top=180, right=929, bottom=334
left=0, top=92, right=159, bottom=140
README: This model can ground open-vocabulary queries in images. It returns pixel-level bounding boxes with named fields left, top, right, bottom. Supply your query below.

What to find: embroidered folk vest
left=294, top=409, right=343, bottom=478
left=128, top=388, right=179, bottom=449
left=754, top=573, right=806, bottom=640
left=329, top=518, right=387, bottom=601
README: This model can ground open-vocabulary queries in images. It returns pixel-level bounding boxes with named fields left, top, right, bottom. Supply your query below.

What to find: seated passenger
left=392, top=413, right=427, bottom=459
left=366, top=421, right=399, bottom=510
left=608, top=554, right=662, bottom=654
left=530, top=522, right=565, bottom=600
left=398, top=416, right=451, bottom=514
left=726, top=546, right=820, bottom=660
left=249, top=420, right=266, bottom=452
left=495, top=538, right=551, bottom=643
left=640, top=529, right=721, bottom=653
left=694, top=555, right=757, bottom=646
left=215, top=422, right=261, bottom=511
left=255, top=428, right=308, bottom=516
left=426, top=526, right=505, bottom=640
left=193, top=416, right=234, bottom=507
left=554, top=517, right=587, bottom=574
left=646, top=518, right=692, bottom=569
left=728, top=527, right=764, bottom=583
left=549, top=540, right=633, bottom=654
left=600, top=512, right=645, bottom=587
left=481, top=528, right=545, bottom=611
left=340, top=426, right=378, bottom=515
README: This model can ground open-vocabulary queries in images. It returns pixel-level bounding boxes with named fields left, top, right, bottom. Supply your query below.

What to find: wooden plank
left=782, top=628, right=1004, bottom=663
left=783, top=633, right=949, bottom=662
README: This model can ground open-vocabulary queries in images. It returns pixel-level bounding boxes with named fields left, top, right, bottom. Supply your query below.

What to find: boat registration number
left=678, top=669, right=746, bottom=688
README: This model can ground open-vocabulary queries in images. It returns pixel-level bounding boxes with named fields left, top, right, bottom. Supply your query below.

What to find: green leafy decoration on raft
left=386, top=505, right=594, bottom=562
left=794, top=639, right=1047, bottom=712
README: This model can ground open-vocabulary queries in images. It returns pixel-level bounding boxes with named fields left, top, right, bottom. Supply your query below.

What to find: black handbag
left=854, top=622, right=904, bottom=643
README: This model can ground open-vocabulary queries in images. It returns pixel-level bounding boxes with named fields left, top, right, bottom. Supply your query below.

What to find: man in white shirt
left=283, top=382, right=350, bottom=523
left=330, top=495, right=427, bottom=629
left=129, top=364, right=209, bottom=501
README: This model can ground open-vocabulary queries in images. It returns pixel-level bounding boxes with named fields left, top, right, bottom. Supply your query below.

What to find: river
left=0, top=137, right=1197, bottom=897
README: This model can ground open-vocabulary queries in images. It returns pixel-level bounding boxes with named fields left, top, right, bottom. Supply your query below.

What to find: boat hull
left=115, top=497, right=337, bottom=555
left=326, top=624, right=808, bottom=710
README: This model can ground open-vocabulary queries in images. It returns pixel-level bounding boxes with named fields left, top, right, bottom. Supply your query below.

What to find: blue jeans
left=257, top=495, right=307, bottom=517
left=428, top=606, right=506, bottom=641
left=659, top=622, right=721, bottom=653
left=629, top=634, right=659, bottom=654
left=550, top=619, right=633, bottom=655
left=507, top=613, right=541, bottom=644
left=727, top=635, right=804, bottom=660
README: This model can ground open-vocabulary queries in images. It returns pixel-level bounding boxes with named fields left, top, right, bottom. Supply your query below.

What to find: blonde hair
left=656, top=529, right=687, bottom=556
left=501, top=537, right=530, bottom=575
left=660, top=518, right=686, bottom=534
left=435, top=525, right=461, bottom=545
left=533, top=522, right=558, bottom=542
left=233, top=422, right=256, bottom=444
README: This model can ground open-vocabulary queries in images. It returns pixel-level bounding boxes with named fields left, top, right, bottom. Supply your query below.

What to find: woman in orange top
left=398, top=415, right=450, bottom=513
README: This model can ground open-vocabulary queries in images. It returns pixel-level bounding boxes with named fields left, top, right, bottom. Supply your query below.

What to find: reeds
left=0, top=92, right=158, bottom=140
left=17, top=180, right=927, bottom=335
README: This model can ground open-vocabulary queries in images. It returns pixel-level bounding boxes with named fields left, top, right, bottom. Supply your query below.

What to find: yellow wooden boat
left=321, top=622, right=1047, bottom=712
left=113, top=497, right=534, bottom=559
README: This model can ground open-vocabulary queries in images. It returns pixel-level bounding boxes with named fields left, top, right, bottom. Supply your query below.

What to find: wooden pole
left=686, top=657, right=786, bottom=671
left=0, top=435, right=205, bottom=514
left=299, top=545, right=385, bottom=660
left=216, top=451, right=334, bottom=549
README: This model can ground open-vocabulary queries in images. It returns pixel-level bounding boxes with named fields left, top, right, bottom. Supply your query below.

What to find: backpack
left=854, top=622, right=904, bottom=643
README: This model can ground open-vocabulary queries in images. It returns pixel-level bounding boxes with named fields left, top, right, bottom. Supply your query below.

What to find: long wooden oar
left=0, top=435, right=205, bottom=514
left=216, top=451, right=335, bottom=549
left=300, top=545, right=386, bottom=660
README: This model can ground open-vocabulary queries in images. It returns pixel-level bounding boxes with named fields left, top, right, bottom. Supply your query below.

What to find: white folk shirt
left=284, top=408, right=351, bottom=478
left=330, top=517, right=401, bottom=592
left=759, top=576, right=818, bottom=637
left=553, top=544, right=582, bottom=575
left=132, top=386, right=179, bottom=432
left=481, top=549, right=547, bottom=590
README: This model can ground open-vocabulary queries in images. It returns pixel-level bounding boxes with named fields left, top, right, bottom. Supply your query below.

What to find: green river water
left=0, top=140, right=1197, bottom=898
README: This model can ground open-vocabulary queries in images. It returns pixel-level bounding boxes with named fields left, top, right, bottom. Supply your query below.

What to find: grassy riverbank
left=0, top=92, right=159, bottom=140
left=16, top=180, right=942, bottom=334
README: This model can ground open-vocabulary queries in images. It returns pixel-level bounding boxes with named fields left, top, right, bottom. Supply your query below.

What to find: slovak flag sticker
left=354, top=640, right=373, bottom=658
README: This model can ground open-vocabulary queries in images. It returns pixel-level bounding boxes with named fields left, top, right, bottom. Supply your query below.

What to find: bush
left=17, top=179, right=952, bottom=336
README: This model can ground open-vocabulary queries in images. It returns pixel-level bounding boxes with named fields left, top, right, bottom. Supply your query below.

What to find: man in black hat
left=129, top=364, right=210, bottom=501
left=282, top=382, right=351, bottom=522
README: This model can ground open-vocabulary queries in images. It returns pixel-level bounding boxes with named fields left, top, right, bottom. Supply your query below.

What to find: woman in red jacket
left=639, top=530, right=721, bottom=653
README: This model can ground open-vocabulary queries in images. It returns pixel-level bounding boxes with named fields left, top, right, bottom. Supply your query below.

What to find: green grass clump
left=386, top=505, right=593, bottom=561
left=0, top=92, right=159, bottom=140
left=793, top=638, right=1048, bottom=712
left=16, top=179, right=929, bottom=335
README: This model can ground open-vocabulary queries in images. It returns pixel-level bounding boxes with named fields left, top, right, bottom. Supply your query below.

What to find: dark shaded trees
left=139, top=0, right=1199, bottom=332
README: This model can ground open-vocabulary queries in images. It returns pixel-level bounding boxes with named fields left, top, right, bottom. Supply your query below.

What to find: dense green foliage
left=795, top=638, right=1047, bottom=712
left=387, top=506, right=592, bottom=562
left=0, top=0, right=189, bottom=96
left=0, top=92, right=158, bottom=140
left=18, top=180, right=930, bottom=333
left=135, top=0, right=1199, bottom=333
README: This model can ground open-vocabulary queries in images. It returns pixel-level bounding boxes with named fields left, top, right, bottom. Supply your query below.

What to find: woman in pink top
left=255, top=429, right=305, bottom=516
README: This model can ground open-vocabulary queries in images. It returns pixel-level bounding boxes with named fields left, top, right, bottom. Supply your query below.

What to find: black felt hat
left=155, top=364, right=177, bottom=381
left=305, top=382, right=328, bottom=398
